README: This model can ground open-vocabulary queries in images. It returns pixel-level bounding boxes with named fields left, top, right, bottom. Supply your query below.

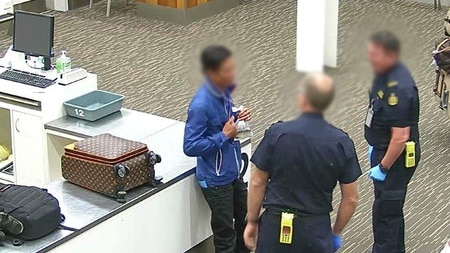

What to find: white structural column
left=296, top=0, right=339, bottom=72
left=46, top=0, right=68, bottom=11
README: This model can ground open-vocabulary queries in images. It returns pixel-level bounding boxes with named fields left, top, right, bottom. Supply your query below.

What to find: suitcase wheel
left=148, top=176, right=163, bottom=187
left=115, top=164, right=130, bottom=178
left=116, top=191, right=127, bottom=203
left=145, top=151, right=162, bottom=165
left=12, top=239, right=23, bottom=246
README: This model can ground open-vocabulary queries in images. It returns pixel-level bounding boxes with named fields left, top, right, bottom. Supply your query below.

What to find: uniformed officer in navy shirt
left=365, top=31, right=420, bottom=253
left=244, top=74, right=362, bottom=253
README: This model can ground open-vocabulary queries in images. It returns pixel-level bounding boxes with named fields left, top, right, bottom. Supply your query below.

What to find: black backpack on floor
left=0, top=184, right=63, bottom=241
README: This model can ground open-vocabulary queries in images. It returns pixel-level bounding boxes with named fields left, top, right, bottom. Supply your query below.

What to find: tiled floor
left=1, top=0, right=448, bottom=252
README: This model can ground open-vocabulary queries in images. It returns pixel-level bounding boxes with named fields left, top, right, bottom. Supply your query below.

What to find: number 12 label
left=74, top=108, right=84, bottom=117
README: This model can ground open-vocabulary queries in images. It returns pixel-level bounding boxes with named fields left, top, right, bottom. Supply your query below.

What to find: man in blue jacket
left=184, top=45, right=251, bottom=253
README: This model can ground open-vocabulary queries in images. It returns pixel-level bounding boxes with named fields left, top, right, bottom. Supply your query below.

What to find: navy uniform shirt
left=251, top=113, right=362, bottom=215
left=364, top=62, right=420, bottom=153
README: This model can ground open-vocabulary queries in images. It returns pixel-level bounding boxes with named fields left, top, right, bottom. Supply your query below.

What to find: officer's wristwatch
left=379, top=163, right=389, bottom=173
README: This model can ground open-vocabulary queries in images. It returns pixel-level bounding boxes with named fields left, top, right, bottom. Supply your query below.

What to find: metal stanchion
left=435, top=0, right=442, bottom=10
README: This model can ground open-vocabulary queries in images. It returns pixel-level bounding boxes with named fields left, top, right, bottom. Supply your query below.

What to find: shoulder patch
left=377, top=90, right=384, bottom=99
left=387, top=81, right=398, bottom=88
left=271, top=120, right=283, bottom=126
left=337, top=127, right=350, bottom=136
left=388, top=93, right=398, bottom=106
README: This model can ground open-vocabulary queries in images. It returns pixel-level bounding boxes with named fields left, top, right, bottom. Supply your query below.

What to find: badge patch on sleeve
left=387, top=81, right=398, bottom=88
left=377, top=90, right=384, bottom=99
left=388, top=93, right=398, bottom=106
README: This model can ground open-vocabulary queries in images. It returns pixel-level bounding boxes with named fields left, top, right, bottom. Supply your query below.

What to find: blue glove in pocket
left=198, top=180, right=208, bottom=189
left=332, top=234, right=342, bottom=252
left=368, top=165, right=387, bottom=182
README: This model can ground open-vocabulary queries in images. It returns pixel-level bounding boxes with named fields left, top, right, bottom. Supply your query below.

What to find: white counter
left=2, top=111, right=251, bottom=253
left=0, top=71, right=97, bottom=186
left=0, top=71, right=252, bottom=253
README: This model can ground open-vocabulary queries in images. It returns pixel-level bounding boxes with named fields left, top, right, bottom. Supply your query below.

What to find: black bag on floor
left=0, top=184, right=62, bottom=240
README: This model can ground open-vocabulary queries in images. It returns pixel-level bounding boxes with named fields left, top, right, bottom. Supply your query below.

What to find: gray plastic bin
left=64, top=90, right=125, bottom=122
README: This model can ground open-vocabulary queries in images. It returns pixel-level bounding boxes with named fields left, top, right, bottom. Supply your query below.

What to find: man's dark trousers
left=371, top=149, right=417, bottom=253
left=256, top=209, right=333, bottom=253
left=201, top=179, right=249, bottom=253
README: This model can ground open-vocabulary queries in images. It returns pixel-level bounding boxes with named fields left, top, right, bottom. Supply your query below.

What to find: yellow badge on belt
left=387, top=81, right=398, bottom=87
left=388, top=93, right=398, bottom=106
left=279, top=212, right=294, bottom=244
left=405, top=141, right=416, bottom=168
left=377, top=90, right=384, bottom=99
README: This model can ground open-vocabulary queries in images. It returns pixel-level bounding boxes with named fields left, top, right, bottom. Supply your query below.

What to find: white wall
left=45, top=0, right=54, bottom=9
left=296, top=0, right=339, bottom=72
left=51, top=0, right=67, bottom=11
left=296, top=0, right=326, bottom=72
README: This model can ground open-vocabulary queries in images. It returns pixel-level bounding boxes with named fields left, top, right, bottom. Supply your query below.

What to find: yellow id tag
left=405, top=141, right=416, bottom=168
left=279, top=212, right=294, bottom=244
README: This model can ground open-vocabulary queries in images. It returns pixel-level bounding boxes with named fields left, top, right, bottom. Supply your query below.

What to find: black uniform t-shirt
left=251, top=113, right=362, bottom=215
left=364, top=62, right=420, bottom=153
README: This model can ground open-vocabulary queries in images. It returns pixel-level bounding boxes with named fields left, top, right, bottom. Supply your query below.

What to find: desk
left=44, top=109, right=179, bottom=182
left=136, top=0, right=240, bottom=24
left=2, top=123, right=202, bottom=253
left=45, top=109, right=177, bottom=141
left=2, top=111, right=251, bottom=253
left=0, top=73, right=97, bottom=186
left=2, top=122, right=207, bottom=253
left=0, top=67, right=251, bottom=252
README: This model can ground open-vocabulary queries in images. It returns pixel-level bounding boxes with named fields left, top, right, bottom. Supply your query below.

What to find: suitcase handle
left=239, top=153, right=249, bottom=180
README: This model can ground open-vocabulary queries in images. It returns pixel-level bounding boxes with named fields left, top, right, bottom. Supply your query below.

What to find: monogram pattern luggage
left=61, top=134, right=161, bottom=202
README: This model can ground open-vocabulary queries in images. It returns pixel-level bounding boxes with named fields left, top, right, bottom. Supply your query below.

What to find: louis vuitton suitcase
left=61, top=134, right=161, bottom=203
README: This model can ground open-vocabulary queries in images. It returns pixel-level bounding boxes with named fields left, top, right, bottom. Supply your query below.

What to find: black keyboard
left=0, top=69, right=56, bottom=88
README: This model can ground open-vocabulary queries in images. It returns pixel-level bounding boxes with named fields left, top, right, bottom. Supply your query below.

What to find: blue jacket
left=183, top=81, right=242, bottom=187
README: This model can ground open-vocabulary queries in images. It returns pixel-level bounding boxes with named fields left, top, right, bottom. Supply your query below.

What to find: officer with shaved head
left=244, top=73, right=361, bottom=253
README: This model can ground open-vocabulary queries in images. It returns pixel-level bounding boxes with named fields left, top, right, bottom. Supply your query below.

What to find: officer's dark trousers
left=256, top=209, right=332, bottom=253
left=371, top=150, right=416, bottom=253
left=201, top=179, right=249, bottom=253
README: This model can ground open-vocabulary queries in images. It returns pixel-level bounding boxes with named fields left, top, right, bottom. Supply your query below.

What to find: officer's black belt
left=373, top=138, right=418, bottom=151
left=263, top=205, right=327, bottom=218
left=373, top=145, right=389, bottom=150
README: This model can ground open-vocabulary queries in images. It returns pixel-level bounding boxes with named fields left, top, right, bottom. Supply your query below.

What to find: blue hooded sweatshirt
left=183, top=80, right=242, bottom=187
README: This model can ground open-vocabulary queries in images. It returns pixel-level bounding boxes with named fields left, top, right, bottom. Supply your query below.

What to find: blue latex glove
left=332, top=234, right=342, bottom=252
left=368, top=164, right=387, bottom=182
left=198, top=180, right=208, bottom=189
left=368, top=146, right=373, bottom=163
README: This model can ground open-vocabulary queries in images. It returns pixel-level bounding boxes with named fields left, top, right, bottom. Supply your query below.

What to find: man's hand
left=244, top=221, right=258, bottom=251
left=368, top=164, right=387, bottom=182
left=238, top=108, right=252, bottom=121
left=246, top=167, right=268, bottom=251
left=332, top=234, right=342, bottom=252
left=222, top=116, right=237, bottom=138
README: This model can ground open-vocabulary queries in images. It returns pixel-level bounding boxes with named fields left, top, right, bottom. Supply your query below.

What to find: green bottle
left=56, top=51, right=72, bottom=74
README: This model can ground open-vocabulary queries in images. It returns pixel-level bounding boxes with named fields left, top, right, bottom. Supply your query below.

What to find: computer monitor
left=13, top=11, right=54, bottom=69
